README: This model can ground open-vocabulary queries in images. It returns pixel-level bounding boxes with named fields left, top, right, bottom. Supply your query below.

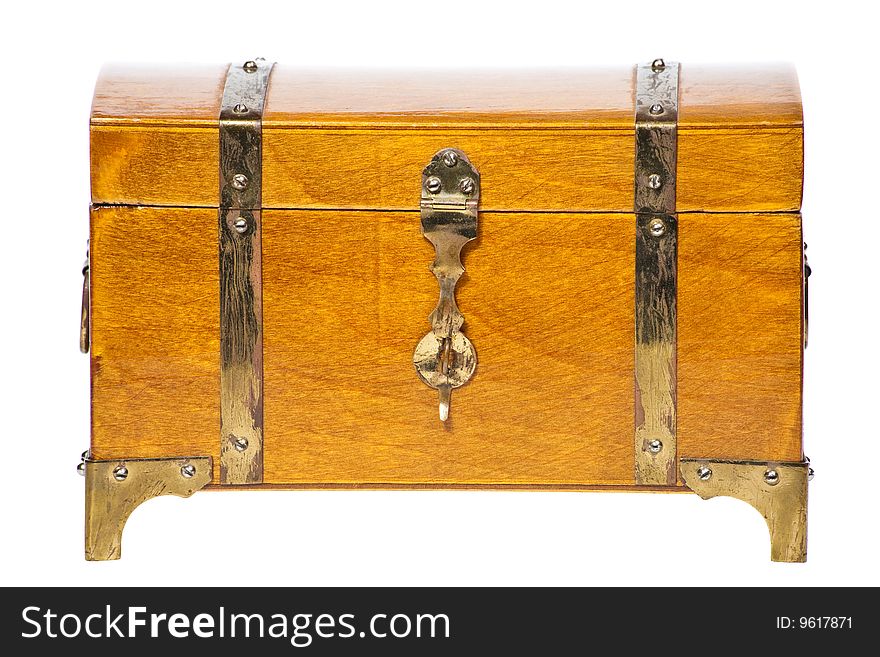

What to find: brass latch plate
left=413, top=148, right=480, bottom=422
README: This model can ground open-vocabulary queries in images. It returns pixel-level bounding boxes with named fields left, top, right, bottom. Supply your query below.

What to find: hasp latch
left=413, top=149, right=480, bottom=422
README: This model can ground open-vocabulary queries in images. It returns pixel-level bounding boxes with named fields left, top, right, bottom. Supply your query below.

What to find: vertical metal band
left=219, top=59, right=273, bottom=484
left=634, top=60, right=680, bottom=485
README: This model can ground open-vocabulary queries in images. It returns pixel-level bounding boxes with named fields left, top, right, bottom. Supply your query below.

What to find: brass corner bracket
left=680, top=458, right=809, bottom=563
left=84, top=456, right=212, bottom=561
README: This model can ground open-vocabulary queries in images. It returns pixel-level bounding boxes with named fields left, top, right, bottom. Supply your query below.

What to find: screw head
left=808, top=467, right=815, bottom=481
left=764, top=469, right=780, bottom=486
left=243, top=60, right=258, bottom=73
left=180, top=463, right=196, bottom=479
left=113, top=465, right=128, bottom=482
left=648, top=217, right=666, bottom=237
left=459, top=177, right=475, bottom=195
left=442, top=150, right=458, bottom=167
left=232, top=173, right=249, bottom=190
left=647, top=439, right=663, bottom=454
left=233, top=103, right=249, bottom=114
left=697, top=465, right=712, bottom=481
left=234, top=436, right=249, bottom=452
left=649, top=103, right=664, bottom=115
left=425, top=176, right=442, bottom=194
left=647, top=173, right=663, bottom=190
left=233, top=218, right=248, bottom=234
left=651, top=58, right=666, bottom=71
left=77, top=462, right=86, bottom=476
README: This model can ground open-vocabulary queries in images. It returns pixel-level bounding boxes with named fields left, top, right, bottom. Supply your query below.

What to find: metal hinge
left=413, top=149, right=480, bottom=422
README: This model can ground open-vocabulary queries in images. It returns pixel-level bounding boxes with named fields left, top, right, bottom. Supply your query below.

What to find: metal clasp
left=413, top=149, right=480, bottom=422
left=80, top=240, right=90, bottom=354
left=804, top=242, right=811, bottom=348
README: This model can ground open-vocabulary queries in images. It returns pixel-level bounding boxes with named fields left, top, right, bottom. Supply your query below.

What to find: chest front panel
left=89, top=206, right=802, bottom=486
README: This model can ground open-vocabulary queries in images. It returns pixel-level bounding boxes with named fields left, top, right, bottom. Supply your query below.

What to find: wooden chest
left=82, top=60, right=809, bottom=561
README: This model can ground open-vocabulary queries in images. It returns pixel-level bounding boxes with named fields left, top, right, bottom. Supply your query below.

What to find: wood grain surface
left=90, top=64, right=803, bottom=212
left=91, top=64, right=801, bottom=128
left=678, top=212, right=803, bottom=462
left=260, top=211, right=634, bottom=485
left=90, top=207, right=803, bottom=485
left=89, top=64, right=804, bottom=486
left=89, top=206, right=220, bottom=462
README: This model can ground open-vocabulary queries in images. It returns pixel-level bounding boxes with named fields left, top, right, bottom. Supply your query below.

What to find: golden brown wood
left=92, top=63, right=227, bottom=126
left=89, top=206, right=219, bottom=463
left=677, top=129, right=803, bottom=213
left=90, top=127, right=219, bottom=208
left=90, top=207, right=803, bottom=485
left=678, top=212, right=803, bottom=463
left=260, top=211, right=634, bottom=485
left=678, top=64, right=802, bottom=127
left=90, top=127, right=801, bottom=212
left=262, top=129, right=633, bottom=212
left=90, top=64, right=803, bottom=212
left=91, top=64, right=801, bottom=128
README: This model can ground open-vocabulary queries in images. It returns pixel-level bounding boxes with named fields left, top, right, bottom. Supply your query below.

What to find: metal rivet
left=764, top=469, right=780, bottom=486
left=77, top=462, right=86, bottom=476
left=234, top=436, right=249, bottom=452
left=459, top=177, right=475, bottom=195
left=808, top=468, right=815, bottom=481
left=113, top=465, right=128, bottom=482
left=425, top=176, right=442, bottom=194
left=651, top=58, right=666, bottom=71
left=649, top=103, right=664, bottom=115
left=180, top=463, right=196, bottom=479
left=647, top=439, right=663, bottom=454
left=233, top=218, right=248, bottom=234
left=232, top=173, right=249, bottom=190
left=442, top=150, right=458, bottom=167
left=81, top=450, right=90, bottom=461
left=648, top=217, right=666, bottom=237
left=697, top=465, right=712, bottom=481
left=647, top=173, right=663, bottom=190
left=243, top=60, right=258, bottom=73
left=233, top=103, right=248, bottom=114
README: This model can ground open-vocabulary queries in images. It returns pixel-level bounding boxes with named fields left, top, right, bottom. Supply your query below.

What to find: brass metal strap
left=218, top=59, right=274, bottom=484
left=634, top=59, right=680, bottom=485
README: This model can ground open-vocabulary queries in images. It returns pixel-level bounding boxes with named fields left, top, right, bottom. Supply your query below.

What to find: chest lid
left=90, top=63, right=803, bottom=212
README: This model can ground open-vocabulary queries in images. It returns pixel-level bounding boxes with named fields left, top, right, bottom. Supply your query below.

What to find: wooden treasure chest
left=82, top=59, right=810, bottom=561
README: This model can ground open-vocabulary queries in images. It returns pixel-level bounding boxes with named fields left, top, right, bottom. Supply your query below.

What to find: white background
left=2, top=0, right=877, bottom=587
